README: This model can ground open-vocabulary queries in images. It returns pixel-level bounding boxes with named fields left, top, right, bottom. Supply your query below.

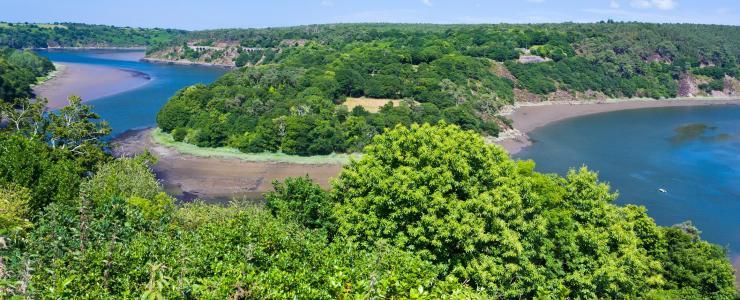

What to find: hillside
left=0, top=22, right=185, bottom=49
left=155, top=23, right=740, bottom=156
left=0, top=48, right=54, bottom=102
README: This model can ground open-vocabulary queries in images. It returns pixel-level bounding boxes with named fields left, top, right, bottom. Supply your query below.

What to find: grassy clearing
left=343, top=97, right=405, bottom=113
left=151, top=128, right=355, bottom=165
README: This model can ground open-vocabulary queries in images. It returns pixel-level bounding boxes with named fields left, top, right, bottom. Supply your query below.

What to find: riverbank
left=33, top=62, right=152, bottom=108
left=141, top=57, right=236, bottom=69
left=112, top=128, right=344, bottom=201
left=495, top=97, right=740, bottom=154
left=32, top=62, right=66, bottom=86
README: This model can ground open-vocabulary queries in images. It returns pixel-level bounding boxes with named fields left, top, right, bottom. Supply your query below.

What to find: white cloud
left=320, top=0, right=333, bottom=6
left=421, top=0, right=432, bottom=6
left=630, top=0, right=676, bottom=10
left=610, top=0, right=620, bottom=8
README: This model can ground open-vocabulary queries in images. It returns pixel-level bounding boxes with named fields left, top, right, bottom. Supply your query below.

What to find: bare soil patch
left=343, top=97, right=405, bottom=113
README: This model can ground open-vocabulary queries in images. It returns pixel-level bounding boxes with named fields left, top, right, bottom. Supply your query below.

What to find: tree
left=265, top=176, right=333, bottom=231
left=331, top=123, right=736, bottom=298
left=47, top=96, right=111, bottom=162
left=0, top=97, right=48, bottom=140
left=0, top=184, right=33, bottom=235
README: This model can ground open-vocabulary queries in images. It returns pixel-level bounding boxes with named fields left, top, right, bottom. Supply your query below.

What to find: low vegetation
left=0, top=112, right=736, bottom=298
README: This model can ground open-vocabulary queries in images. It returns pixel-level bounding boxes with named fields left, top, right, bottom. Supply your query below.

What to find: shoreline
left=111, top=128, right=344, bottom=201
left=141, top=57, right=236, bottom=69
left=33, top=62, right=152, bottom=109
left=494, top=97, right=740, bottom=154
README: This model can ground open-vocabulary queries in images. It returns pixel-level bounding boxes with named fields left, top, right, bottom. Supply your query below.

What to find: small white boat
left=658, top=188, right=668, bottom=193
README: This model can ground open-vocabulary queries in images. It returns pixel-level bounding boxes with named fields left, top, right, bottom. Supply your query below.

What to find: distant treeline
left=157, top=22, right=740, bottom=155
left=0, top=22, right=185, bottom=49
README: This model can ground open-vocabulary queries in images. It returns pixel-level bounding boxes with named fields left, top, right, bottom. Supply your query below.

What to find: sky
left=1, top=0, right=738, bottom=30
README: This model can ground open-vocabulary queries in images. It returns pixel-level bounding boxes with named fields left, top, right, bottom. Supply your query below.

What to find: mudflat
left=496, top=98, right=740, bottom=154
left=112, top=129, right=343, bottom=201
left=33, top=62, right=151, bottom=108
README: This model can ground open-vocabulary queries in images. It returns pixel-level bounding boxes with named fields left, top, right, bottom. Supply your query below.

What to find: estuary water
left=517, top=105, right=740, bottom=262
left=36, top=49, right=227, bottom=136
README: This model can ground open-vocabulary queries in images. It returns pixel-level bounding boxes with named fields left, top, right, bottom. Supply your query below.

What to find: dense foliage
left=0, top=122, right=735, bottom=298
left=158, top=22, right=739, bottom=155
left=0, top=48, right=54, bottom=102
left=0, top=22, right=185, bottom=49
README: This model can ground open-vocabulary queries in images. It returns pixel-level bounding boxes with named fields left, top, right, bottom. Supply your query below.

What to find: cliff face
left=724, top=75, right=739, bottom=96
left=678, top=73, right=700, bottom=97
left=145, top=43, right=241, bottom=67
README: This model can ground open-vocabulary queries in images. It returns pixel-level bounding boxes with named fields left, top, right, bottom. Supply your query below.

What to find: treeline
left=0, top=22, right=185, bottom=49
left=158, top=22, right=739, bottom=156
left=0, top=48, right=54, bottom=103
left=1, top=111, right=736, bottom=298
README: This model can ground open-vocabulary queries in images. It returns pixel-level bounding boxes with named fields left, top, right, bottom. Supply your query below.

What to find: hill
left=155, top=23, right=740, bottom=156
left=0, top=22, right=185, bottom=49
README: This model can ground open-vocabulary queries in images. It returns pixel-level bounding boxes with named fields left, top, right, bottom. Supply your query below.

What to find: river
left=517, top=105, right=740, bottom=269
left=35, top=49, right=227, bottom=137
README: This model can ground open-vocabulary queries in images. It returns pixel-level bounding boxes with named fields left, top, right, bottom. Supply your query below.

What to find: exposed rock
left=576, top=90, right=608, bottom=102
left=518, top=55, right=550, bottom=64
left=514, top=88, right=542, bottom=103
left=724, top=75, right=739, bottom=95
left=678, top=73, right=700, bottom=97
left=711, top=90, right=728, bottom=97
left=547, top=90, right=578, bottom=102
left=490, top=62, right=517, bottom=82
left=281, top=39, right=308, bottom=47
left=646, top=53, right=671, bottom=64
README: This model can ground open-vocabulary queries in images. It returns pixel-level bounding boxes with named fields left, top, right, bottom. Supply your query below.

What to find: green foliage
left=0, top=23, right=185, bottom=49
left=699, top=79, right=725, bottom=92
left=157, top=23, right=740, bottom=156
left=80, top=155, right=162, bottom=206
left=0, top=134, right=81, bottom=213
left=0, top=123, right=735, bottom=298
left=0, top=48, right=54, bottom=102
left=332, top=123, right=736, bottom=298
left=0, top=184, right=33, bottom=234
left=265, top=176, right=333, bottom=230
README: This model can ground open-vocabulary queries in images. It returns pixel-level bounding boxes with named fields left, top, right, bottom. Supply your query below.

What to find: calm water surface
left=36, top=49, right=227, bottom=136
left=517, top=105, right=740, bottom=260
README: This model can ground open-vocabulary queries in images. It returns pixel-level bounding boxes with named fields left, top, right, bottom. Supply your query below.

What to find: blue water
left=517, top=105, right=740, bottom=258
left=36, top=50, right=227, bottom=136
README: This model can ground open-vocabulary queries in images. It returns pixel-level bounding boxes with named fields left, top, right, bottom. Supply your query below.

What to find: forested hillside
left=0, top=99, right=736, bottom=297
left=0, top=48, right=54, bottom=102
left=0, top=22, right=185, bottom=49
left=156, top=23, right=740, bottom=155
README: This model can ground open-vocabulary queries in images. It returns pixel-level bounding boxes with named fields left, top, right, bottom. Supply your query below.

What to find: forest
left=0, top=48, right=54, bottom=103
left=0, top=22, right=185, bottom=49
left=0, top=100, right=736, bottom=297
left=156, top=23, right=740, bottom=155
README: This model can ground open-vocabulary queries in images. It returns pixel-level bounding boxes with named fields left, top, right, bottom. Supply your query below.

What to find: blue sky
left=1, top=0, right=737, bottom=30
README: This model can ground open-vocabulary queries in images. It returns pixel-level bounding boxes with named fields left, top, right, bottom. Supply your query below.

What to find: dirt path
left=111, top=129, right=343, bottom=202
